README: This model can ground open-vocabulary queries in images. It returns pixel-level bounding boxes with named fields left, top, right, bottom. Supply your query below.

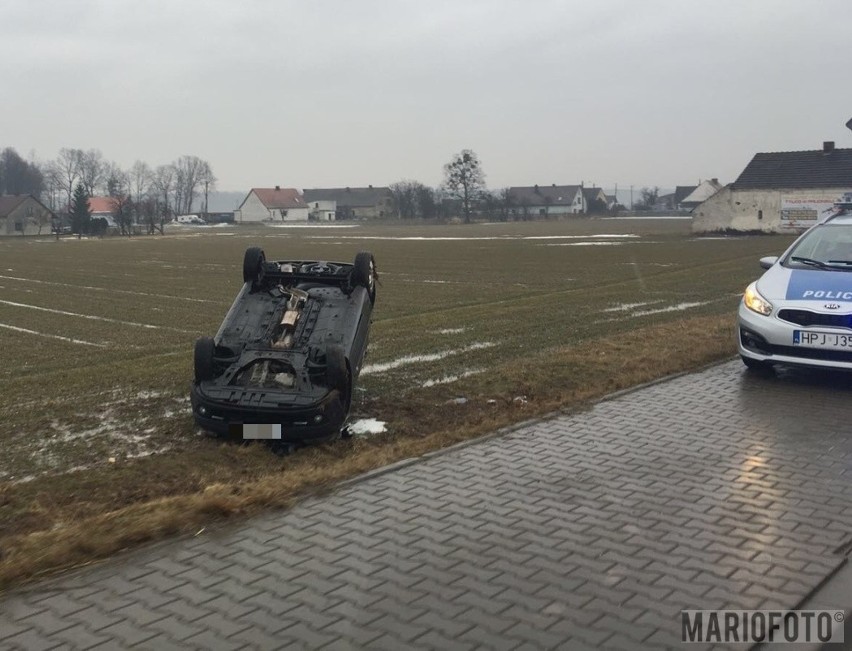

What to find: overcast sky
left=2, top=0, right=851, bottom=192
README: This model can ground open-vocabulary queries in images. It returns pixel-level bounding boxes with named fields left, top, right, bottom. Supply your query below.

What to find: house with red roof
left=235, top=187, right=310, bottom=222
left=88, top=196, right=120, bottom=228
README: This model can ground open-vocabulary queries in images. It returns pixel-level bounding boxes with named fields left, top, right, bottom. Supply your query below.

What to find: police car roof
left=822, top=214, right=852, bottom=225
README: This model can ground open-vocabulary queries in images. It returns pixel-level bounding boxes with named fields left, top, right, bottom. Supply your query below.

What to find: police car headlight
left=744, top=282, right=773, bottom=316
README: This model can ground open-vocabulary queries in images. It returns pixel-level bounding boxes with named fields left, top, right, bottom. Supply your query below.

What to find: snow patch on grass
left=631, top=301, right=709, bottom=317
left=361, top=342, right=496, bottom=375
left=603, top=302, right=660, bottom=313
left=422, top=368, right=484, bottom=387
left=347, top=418, right=387, bottom=436
left=0, top=322, right=107, bottom=347
left=0, top=299, right=193, bottom=332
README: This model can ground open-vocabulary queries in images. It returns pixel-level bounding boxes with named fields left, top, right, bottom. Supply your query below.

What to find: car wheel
left=741, top=355, right=773, bottom=374
left=352, top=251, right=376, bottom=302
left=194, top=337, right=216, bottom=382
left=243, top=247, right=266, bottom=285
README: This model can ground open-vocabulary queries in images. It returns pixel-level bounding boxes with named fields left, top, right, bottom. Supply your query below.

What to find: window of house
left=280, top=209, right=288, bottom=217
left=539, top=209, right=546, bottom=215
left=14, top=221, right=23, bottom=231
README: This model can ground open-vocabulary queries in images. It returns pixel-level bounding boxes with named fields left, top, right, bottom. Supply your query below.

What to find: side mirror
left=759, top=256, right=778, bottom=270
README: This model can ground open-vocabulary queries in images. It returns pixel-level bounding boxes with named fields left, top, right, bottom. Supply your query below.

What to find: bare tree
left=53, top=148, right=84, bottom=213
left=498, top=188, right=515, bottom=221
left=389, top=181, right=419, bottom=219
left=173, top=155, right=215, bottom=215
left=200, top=162, right=216, bottom=218
left=79, top=149, right=106, bottom=197
left=149, top=164, right=176, bottom=234
left=442, top=149, right=486, bottom=223
left=107, top=169, right=133, bottom=235
left=634, top=186, right=660, bottom=211
left=129, top=161, right=152, bottom=225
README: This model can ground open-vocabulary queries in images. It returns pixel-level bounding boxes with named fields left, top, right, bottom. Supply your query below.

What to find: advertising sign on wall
left=780, top=193, right=852, bottom=230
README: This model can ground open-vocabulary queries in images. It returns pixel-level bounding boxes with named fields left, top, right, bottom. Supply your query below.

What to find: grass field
left=0, top=217, right=795, bottom=587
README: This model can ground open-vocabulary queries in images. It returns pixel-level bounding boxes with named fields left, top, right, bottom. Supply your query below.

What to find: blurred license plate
left=793, top=330, right=852, bottom=350
left=242, top=424, right=282, bottom=439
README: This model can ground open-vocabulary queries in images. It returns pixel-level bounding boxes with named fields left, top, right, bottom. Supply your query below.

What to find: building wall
left=1, top=198, right=52, bottom=235
left=309, top=200, right=336, bottom=222
left=692, top=186, right=850, bottom=233
left=238, top=192, right=272, bottom=222
left=238, top=192, right=310, bottom=222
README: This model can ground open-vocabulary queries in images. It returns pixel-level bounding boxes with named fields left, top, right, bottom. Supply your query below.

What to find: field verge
left=0, top=313, right=736, bottom=591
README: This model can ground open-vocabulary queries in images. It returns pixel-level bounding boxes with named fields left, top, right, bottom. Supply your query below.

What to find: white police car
left=739, top=213, right=852, bottom=372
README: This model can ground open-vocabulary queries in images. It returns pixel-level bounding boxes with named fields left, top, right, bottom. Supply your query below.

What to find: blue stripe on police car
left=785, top=270, right=852, bottom=301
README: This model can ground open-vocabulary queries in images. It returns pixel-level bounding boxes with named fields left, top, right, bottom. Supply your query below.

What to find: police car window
left=788, top=226, right=852, bottom=265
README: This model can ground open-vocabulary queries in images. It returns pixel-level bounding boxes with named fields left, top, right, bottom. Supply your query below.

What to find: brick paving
left=1, top=360, right=851, bottom=650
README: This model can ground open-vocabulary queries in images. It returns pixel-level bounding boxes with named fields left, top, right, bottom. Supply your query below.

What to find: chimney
left=275, top=185, right=280, bottom=191
left=711, top=178, right=718, bottom=184
left=824, top=141, right=835, bottom=154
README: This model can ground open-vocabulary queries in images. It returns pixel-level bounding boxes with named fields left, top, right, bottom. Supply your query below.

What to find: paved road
left=2, top=360, right=851, bottom=650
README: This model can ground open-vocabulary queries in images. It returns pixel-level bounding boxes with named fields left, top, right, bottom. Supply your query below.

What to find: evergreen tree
left=70, top=183, right=91, bottom=238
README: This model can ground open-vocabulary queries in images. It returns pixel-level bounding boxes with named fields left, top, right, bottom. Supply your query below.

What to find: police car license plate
left=793, top=330, right=852, bottom=350
left=242, top=424, right=282, bottom=439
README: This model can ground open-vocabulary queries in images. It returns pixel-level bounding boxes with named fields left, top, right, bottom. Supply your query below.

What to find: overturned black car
left=191, top=247, right=376, bottom=443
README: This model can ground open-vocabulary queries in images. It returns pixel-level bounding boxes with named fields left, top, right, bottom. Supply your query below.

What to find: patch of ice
left=265, top=223, right=360, bottom=228
left=617, top=262, right=675, bottom=267
left=631, top=301, right=708, bottom=317
left=347, top=418, right=387, bottom=435
left=602, top=301, right=659, bottom=313
left=361, top=341, right=496, bottom=375
left=422, top=368, right=484, bottom=388
left=136, top=390, right=166, bottom=399
left=601, top=215, right=692, bottom=220
left=541, top=241, right=625, bottom=246
left=306, top=234, right=639, bottom=241
left=0, top=322, right=107, bottom=347
left=522, top=234, right=639, bottom=240
left=0, top=299, right=193, bottom=332
left=438, top=327, right=466, bottom=335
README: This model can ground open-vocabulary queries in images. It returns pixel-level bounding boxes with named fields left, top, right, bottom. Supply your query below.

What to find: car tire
left=352, top=251, right=376, bottom=303
left=243, top=247, right=266, bottom=285
left=194, top=337, right=216, bottom=382
left=741, top=355, right=773, bottom=374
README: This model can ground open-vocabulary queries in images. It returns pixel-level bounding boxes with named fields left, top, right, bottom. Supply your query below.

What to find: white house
left=235, top=187, right=310, bottom=222
left=309, top=200, right=337, bottom=222
left=693, top=142, right=852, bottom=233
left=0, top=195, right=55, bottom=235
left=679, top=179, right=723, bottom=211
left=506, top=184, right=586, bottom=217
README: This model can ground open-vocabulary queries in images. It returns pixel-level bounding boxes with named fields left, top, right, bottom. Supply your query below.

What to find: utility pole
left=630, top=185, right=634, bottom=210
left=203, top=180, right=209, bottom=221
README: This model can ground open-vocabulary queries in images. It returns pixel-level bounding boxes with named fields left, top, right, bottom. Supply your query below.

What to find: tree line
left=0, top=146, right=215, bottom=235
